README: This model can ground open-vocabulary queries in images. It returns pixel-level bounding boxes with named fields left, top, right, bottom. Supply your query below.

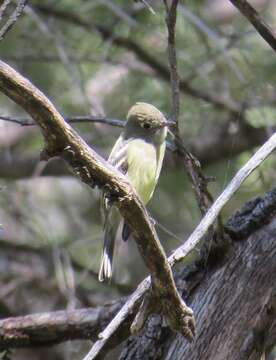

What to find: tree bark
left=120, top=189, right=276, bottom=359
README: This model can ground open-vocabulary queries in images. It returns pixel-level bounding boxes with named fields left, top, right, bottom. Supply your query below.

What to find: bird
left=98, top=102, right=172, bottom=282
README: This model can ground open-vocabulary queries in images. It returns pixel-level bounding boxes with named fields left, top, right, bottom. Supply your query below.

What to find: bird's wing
left=102, top=135, right=129, bottom=216
left=108, top=135, right=129, bottom=173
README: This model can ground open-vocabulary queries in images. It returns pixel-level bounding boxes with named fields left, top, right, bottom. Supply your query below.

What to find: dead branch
left=229, top=0, right=276, bottom=52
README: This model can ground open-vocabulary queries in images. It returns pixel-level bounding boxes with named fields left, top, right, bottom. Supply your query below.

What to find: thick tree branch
left=0, top=303, right=124, bottom=349
left=229, top=0, right=276, bottom=52
left=0, top=60, right=194, bottom=342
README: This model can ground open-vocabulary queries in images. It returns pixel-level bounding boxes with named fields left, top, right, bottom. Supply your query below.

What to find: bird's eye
left=142, top=122, right=151, bottom=129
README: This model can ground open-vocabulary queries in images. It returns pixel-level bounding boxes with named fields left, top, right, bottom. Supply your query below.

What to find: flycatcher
left=98, top=102, right=171, bottom=282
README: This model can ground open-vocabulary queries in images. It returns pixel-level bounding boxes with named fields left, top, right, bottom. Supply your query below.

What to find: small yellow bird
left=98, top=102, right=171, bottom=282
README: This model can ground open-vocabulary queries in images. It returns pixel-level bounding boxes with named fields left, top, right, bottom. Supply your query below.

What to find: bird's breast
left=126, top=139, right=159, bottom=204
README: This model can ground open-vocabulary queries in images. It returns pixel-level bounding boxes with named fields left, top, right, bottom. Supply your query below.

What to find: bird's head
left=125, top=102, right=174, bottom=144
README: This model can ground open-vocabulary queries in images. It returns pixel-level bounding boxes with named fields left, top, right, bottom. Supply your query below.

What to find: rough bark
left=120, top=188, right=276, bottom=360
left=0, top=305, right=126, bottom=349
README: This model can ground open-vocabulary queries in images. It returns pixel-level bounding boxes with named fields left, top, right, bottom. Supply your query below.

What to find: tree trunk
left=120, top=190, right=276, bottom=360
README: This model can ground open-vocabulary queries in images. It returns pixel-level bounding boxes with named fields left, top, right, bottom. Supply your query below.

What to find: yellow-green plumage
left=98, top=102, right=168, bottom=282
left=127, top=139, right=165, bottom=204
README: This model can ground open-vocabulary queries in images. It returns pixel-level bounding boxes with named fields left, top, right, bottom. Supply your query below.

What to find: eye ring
left=142, top=122, right=151, bottom=129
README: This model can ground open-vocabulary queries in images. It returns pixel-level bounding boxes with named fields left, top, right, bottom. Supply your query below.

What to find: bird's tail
left=98, top=233, right=114, bottom=282
left=98, top=208, right=120, bottom=282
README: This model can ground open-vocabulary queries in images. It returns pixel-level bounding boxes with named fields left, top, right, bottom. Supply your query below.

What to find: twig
left=87, top=128, right=276, bottom=358
left=0, top=114, right=125, bottom=127
left=0, top=0, right=27, bottom=41
left=164, top=0, right=180, bottom=123
left=163, top=0, right=213, bottom=215
left=135, top=0, right=156, bottom=15
left=0, top=60, right=195, bottom=343
left=229, top=0, right=276, bottom=52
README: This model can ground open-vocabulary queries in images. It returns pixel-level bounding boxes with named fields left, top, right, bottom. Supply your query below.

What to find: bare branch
left=164, top=0, right=180, bottom=123
left=0, top=114, right=125, bottom=127
left=0, top=0, right=27, bottom=41
left=163, top=0, right=213, bottom=215
left=229, top=0, right=276, bottom=52
left=0, top=60, right=195, bottom=344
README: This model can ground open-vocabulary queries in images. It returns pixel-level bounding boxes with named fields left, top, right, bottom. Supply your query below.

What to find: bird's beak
left=159, top=120, right=176, bottom=128
left=165, top=120, right=176, bottom=127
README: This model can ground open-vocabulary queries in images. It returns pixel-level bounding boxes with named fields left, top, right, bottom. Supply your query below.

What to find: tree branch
left=164, top=0, right=180, bottom=124
left=0, top=303, right=124, bottom=349
left=229, top=0, right=276, bottom=52
left=0, top=60, right=195, bottom=344
left=0, top=114, right=125, bottom=128
left=164, top=0, right=214, bottom=215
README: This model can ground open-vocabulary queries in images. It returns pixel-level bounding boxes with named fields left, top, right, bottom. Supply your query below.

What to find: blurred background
left=0, top=0, right=275, bottom=358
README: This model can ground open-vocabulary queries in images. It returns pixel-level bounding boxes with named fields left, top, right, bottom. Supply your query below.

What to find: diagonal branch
left=0, top=60, right=194, bottom=342
left=229, top=0, right=276, bottom=52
